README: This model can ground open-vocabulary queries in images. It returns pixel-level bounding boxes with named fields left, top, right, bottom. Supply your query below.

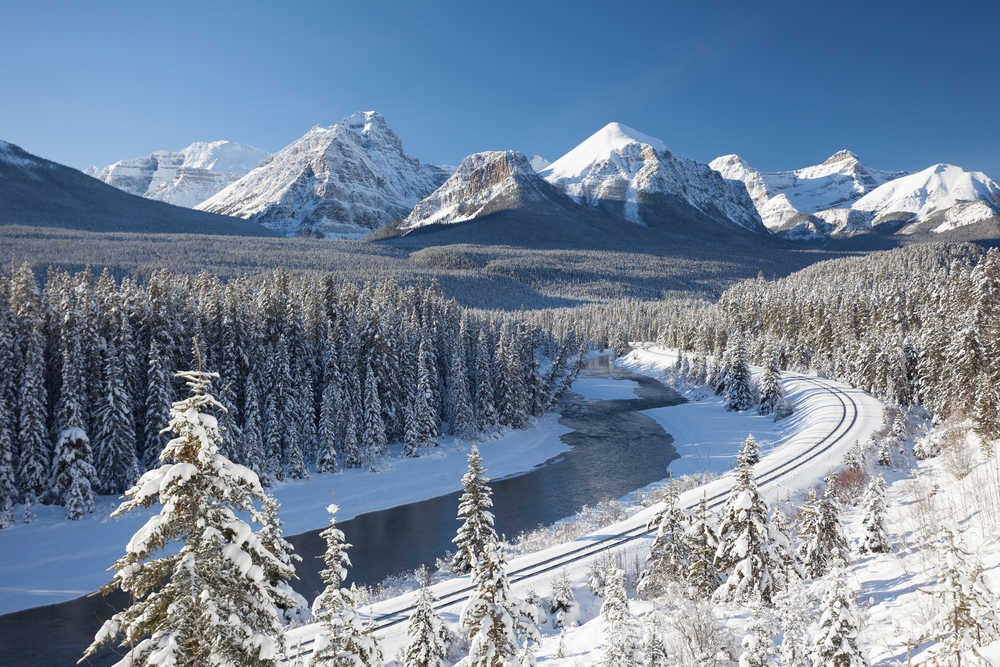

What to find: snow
left=541, top=123, right=765, bottom=233
left=0, top=140, right=45, bottom=169
left=529, top=155, right=550, bottom=172
left=285, top=343, right=885, bottom=661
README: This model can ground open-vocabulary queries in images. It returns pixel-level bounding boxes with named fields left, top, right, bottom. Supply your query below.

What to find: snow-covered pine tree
left=599, top=567, right=641, bottom=667
left=446, top=341, right=476, bottom=438
left=403, top=568, right=449, bottom=667
left=638, top=482, right=689, bottom=598
left=405, top=338, right=439, bottom=457
left=254, top=494, right=307, bottom=627
left=801, top=476, right=849, bottom=579
left=549, top=569, right=577, bottom=628
left=738, top=433, right=761, bottom=468
left=142, top=338, right=173, bottom=471
left=714, top=456, right=780, bottom=604
left=55, top=330, right=88, bottom=438
left=758, top=346, right=783, bottom=416
left=920, top=526, right=1000, bottom=663
left=451, top=446, right=494, bottom=575
left=276, top=338, right=307, bottom=480
left=739, top=605, right=773, bottom=667
left=458, top=539, right=532, bottom=667
left=362, top=358, right=387, bottom=470
left=876, top=438, right=892, bottom=467
left=641, top=623, right=670, bottom=667
left=17, top=324, right=50, bottom=503
left=685, top=492, right=722, bottom=598
left=310, top=495, right=382, bottom=666
left=725, top=334, right=754, bottom=411
left=809, top=566, right=868, bottom=667
left=51, top=427, right=96, bottom=519
left=81, top=369, right=288, bottom=666
left=770, top=503, right=803, bottom=590
left=317, top=341, right=342, bottom=473
left=474, top=328, right=499, bottom=431
left=0, top=387, right=15, bottom=528
left=859, top=475, right=890, bottom=554
left=94, top=336, right=139, bottom=495
left=243, top=367, right=267, bottom=476
left=775, top=580, right=812, bottom=667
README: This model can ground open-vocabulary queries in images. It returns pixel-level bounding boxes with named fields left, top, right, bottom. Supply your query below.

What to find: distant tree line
left=0, top=264, right=582, bottom=524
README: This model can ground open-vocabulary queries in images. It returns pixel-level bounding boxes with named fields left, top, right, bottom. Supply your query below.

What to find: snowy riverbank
left=0, top=374, right=638, bottom=615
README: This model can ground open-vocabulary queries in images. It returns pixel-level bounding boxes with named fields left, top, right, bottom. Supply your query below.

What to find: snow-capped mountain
left=398, top=150, right=570, bottom=231
left=541, top=123, right=765, bottom=234
left=529, top=155, right=550, bottom=172
left=0, top=139, right=274, bottom=236
left=712, top=151, right=1000, bottom=238
left=197, top=111, right=449, bottom=237
left=85, top=141, right=268, bottom=209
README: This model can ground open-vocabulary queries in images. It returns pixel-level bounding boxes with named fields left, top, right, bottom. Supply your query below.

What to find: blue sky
left=2, top=0, right=998, bottom=176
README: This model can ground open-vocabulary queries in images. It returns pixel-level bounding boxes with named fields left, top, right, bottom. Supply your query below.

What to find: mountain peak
left=822, top=149, right=860, bottom=166
left=591, top=121, right=669, bottom=154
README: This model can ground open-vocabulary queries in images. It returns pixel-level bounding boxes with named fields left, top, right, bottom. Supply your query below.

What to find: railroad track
left=283, top=373, right=860, bottom=661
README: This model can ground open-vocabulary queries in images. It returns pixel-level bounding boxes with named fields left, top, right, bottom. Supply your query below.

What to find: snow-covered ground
left=0, top=375, right=636, bottom=615
left=285, top=344, right=885, bottom=663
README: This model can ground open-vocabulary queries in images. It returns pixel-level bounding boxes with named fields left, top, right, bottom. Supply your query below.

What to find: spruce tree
left=739, top=605, right=773, bottom=667
left=405, top=338, right=439, bottom=457
left=641, top=624, right=670, bottom=667
left=859, top=475, right=890, bottom=554
left=317, top=343, right=342, bottom=473
left=446, top=341, right=476, bottom=438
left=920, top=526, right=1000, bottom=663
left=549, top=569, right=577, bottom=628
left=243, top=369, right=267, bottom=477
left=599, top=567, right=641, bottom=667
left=714, top=456, right=780, bottom=604
left=684, top=492, right=722, bottom=598
left=94, top=337, right=139, bottom=495
left=143, top=338, right=173, bottom=471
left=362, top=359, right=387, bottom=471
left=474, top=328, right=499, bottom=431
left=738, top=433, right=761, bottom=468
left=254, top=494, right=306, bottom=627
left=451, top=446, right=494, bottom=575
left=801, top=476, right=849, bottom=579
left=758, top=347, right=783, bottom=416
left=0, top=390, right=15, bottom=528
left=638, top=482, right=689, bottom=598
left=17, top=324, right=49, bottom=503
left=51, top=427, right=96, bottom=519
left=775, top=581, right=812, bottom=667
left=809, top=567, right=868, bottom=667
left=310, top=495, right=382, bottom=666
left=725, top=335, right=754, bottom=411
left=276, top=338, right=307, bottom=480
left=404, top=569, right=449, bottom=667
left=81, top=370, right=288, bottom=666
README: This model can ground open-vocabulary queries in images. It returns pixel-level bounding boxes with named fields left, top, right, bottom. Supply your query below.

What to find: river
left=0, top=355, right=683, bottom=666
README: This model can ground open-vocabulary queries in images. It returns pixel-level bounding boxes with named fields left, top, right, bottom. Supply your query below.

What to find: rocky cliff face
left=197, top=111, right=448, bottom=237
left=85, top=141, right=267, bottom=209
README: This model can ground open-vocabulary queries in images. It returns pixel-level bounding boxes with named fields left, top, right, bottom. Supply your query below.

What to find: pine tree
left=770, top=504, right=803, bottom=590
left=775, top=580, right=813, bottom=667
left=457, top=537, right=527, bottom=667
left=0, top=391, right=15, bottom=528
left=549, top=569, right=577, bottom=628
left=362, top=359, right=387, bottom=471
left=446, top=341, right=476, bottom=438
left=738, top=433, right=761, bottom=468
left=243, top=369, right=266, bottom=477
left=276, top=338, right=307, bottom=480
left=920, top=526, right=1000, bottom=664
left=859, top=475, right=890, bottom=554
left=404, top=569, right=449, bottom=667
left=310, top=495, right=383, bottom=666
left=809, top=567, right=868, bottom=667
left=739, top=605, right=773, bottom=667
left=641, top=623, right=670, bottom=667
left=317, top=342, right=342, bottom=473
left=474, top=328, right=499, bottom=431
left=94, top=337, right=139, bottom=495
left=714, top=456, right=780, bottom=604
left=405, top=338, right=439, bottom=457
left=801, top=476, right=849, bottom=579
left=254, top=494, right=306, bottom=627
left=758, top=347, right=783, bottom=416
left=17, top=324, right=49, bottom=502
left=638, top=482, right=689, bottom=598
left=684, top=492, right=722, bottom=598
left=451, top=446, right=495, bottom=575
left=599, top=567, right=641, bottom=667
left=877, top=438, right=892, bottom=467
left=143, top=338, right=173, bottom=471
left=81, top=369, right=288, bottom=666
left=51, top=427, right=96, bottom=519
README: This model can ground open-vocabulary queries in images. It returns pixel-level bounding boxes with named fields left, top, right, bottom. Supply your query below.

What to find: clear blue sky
left=3, top=0, right=998, bottom=176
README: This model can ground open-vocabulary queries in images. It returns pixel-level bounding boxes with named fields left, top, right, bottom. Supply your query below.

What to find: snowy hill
left=0, top=140, right=276, bottom=236
left=541, top=122, right=766, bottom=234
left=196, top=111, right=449, bottom=237
left=529, top=155, right=551, bottom=172
left=85, top=140, right=268, bottom=209
left=711, top=151, right=1000, bottom=239
left=397, top=150, right=573, bottom=231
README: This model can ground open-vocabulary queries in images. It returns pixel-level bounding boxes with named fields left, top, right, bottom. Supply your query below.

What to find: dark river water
left=0, top=355, right=683, bottom=666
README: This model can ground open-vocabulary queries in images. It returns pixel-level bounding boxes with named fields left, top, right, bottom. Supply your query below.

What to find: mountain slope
left=0, top=140, right=276, bottom=236
left=86, top=141, right=268, bottom=208
left=541, top=122, right=766, bottom=235
left=710, top=150, right=905, bottom=235
left=197, top=111, right=448, bottom=237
